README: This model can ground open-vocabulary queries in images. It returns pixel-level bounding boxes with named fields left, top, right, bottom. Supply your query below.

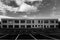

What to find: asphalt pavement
left=0, top=33, right=59, bottom=40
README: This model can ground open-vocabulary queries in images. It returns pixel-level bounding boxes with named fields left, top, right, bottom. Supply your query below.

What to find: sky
left=0, top=0, right=60, bottom=21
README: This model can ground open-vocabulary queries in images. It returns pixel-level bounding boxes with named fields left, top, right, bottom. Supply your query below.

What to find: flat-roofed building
left=0, top=18, right=58, bottom=29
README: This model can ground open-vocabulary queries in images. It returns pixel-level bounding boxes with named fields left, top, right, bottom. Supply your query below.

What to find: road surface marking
left=0, top=34, right=9, bottom=38
left=15, top=34, right=20, bottom=40
left=29, top=34, right=37, bottom=40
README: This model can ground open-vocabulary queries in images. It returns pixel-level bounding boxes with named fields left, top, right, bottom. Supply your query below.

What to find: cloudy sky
left=0, top=0, right=60, bottom=21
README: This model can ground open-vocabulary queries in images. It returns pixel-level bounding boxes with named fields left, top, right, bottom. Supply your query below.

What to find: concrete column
left=19, top=20, right=20, bottom=28
left=1, top=20, right=2, bottom=28
left=54, top=25, right=56, bottom=28
left=46, top=25, right=47, bottom=28
left=7, top=20, right=9, bottom=28
left=49, top=20, right=50, bottom=28
left=7, top=25, right=9, bottom=28
left=1, top=25, right=2, bottom=28
left=13, top=20, right=14, bottom=28
left=54, top=20, right=56, bottom=28
left=43, top=20, right=44, bottom=29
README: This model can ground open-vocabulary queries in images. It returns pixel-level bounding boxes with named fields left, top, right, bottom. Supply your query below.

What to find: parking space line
left=15, top=34, right=20, bottom=40
left=29, top=34, right=38, bottom=40
left=0, top=34, right=9, bottom=38
left=40, top=34, right=57, bottom=39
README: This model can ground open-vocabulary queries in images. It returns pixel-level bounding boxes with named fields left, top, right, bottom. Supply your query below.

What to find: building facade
left=0, top=18, right=58, bottom=29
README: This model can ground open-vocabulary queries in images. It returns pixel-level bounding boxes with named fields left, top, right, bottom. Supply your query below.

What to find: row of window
left=1, top=25, right=57, bottom=29
left=2, top=19, right=58, bottom=24
left=2, top=20, right=34, bottom=23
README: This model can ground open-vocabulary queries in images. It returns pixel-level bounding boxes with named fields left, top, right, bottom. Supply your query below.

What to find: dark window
left=38, top=20, right=40, bottom=23
left=47, top=25, right=49, bottom=28
left=9, top=25, right=13, bottom=28
left=15, top=20, right=19, bottom=23
left=32, top=25, right=34, bottom=27
left=50, top=20, right=54, bottom=23
left=56, top=25, right=58, bottom=27
left=35, top=25, right=37, bottom=27
left=2, top=20, right=7, bottom=23
left=20, top=20, right=25, bottom=23
left=32, top=20, right=34, bottom=23
left=15, top=25, right=19, bottom=28
left=56, top=25, right=58, bottom=28
left=44, top=20, right=48, bottom=23
left=41, top=20, right=43, bottom=23
left=41, top=25, right=43, bottom=28
left=2, top=25, right=7, bottom=28
left=50, top=25, right=54, bottom=28
left=8, top=20, right=13, bottom=24
left=27, top=25, right=31, bottom=28
left=27, top=20, right=31, bottom=23
left=0, top=25, right=1, bottom=28
left=38, top=25, right=40, bottom=27
left=41, top=25, right=43, bottom=27
left=44, top=25, right=46, bottom=28
left=56, top=20, right=58, bottom=23
left=21, top=25, right=25, bottom=28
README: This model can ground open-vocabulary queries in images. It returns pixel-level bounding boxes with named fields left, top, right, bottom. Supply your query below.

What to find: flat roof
left=0, top=15, right=59, bottom=21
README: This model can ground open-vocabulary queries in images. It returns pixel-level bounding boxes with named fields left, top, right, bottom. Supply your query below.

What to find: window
left=50, top=25, right=54, bottom=28
left=41, top=25, right=43, bottom=28
left=41, top=20, right=43, bottom=23
left=44, top=20, right=48, bottom=23
left=32, top=20, right=34, bottom=23
left=38, top=20, right=40, bottom=23
left=46, top=25, right=49, bottom=28
left=38, top=25, right=40, bottom=27
left=35, top=25, right=37, bottom=27
left=56, top=25, right=58, bottom=28
left=21, top=25, right=25, bottom=28
left=2, top=20, right=7, bottom=23
left=15, top=20, right=19, bottom=23
left=44, top=25, right=46, bottom=28
left=20, top=20, right=25, bottom=23
left=56, top=20, right=58, bottom=23
left=15, top=25, right=19, bottom=28
left=8, top=20, right=13, bottom=24
left=32, top=25, right=34, bottom=27
left=26, top=20, right=31, bottom=23
left=9, top=25, right=13, bottom=28
left=2, top=25, right=7, bottom=28
left=27, top=25, right=31, bottom=28
left=50, top=20, right=54, bottom=23
left=41, top=25, right=43, bottom=27
left=56, top=25, right=58, bottom=27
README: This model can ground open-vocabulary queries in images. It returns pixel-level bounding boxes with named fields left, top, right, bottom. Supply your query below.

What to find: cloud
left=0, top=0, right=60, bottom=21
